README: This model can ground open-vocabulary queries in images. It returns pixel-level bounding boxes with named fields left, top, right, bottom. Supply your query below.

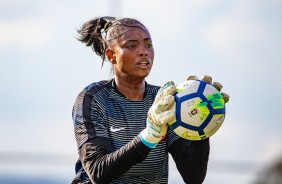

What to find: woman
left=71, top=16, right=229, bottom=184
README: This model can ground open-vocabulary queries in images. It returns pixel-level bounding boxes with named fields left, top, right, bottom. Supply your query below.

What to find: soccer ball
left=169, top=80, right=226, bottom=140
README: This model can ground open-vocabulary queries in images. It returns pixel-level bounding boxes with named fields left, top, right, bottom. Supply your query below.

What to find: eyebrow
left=125, top=38, right=152, bottom=43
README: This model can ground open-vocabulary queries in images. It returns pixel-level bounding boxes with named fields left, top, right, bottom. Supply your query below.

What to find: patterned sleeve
left=72, top=86, right=152, bottom=184
left=72, top=88, right=107, bottom=149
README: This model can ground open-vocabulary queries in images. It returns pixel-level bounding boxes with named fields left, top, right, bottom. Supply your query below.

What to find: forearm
left=169, top=138, right=210, bottom=184
left=79, top=136, right=151, bottom=184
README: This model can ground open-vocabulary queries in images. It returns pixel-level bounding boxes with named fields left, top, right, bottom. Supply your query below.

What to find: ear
left=105, top=49, right=116, bottom=64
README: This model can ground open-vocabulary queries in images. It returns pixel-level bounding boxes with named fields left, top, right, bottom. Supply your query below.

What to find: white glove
left=139, top=81, right=176, bottom=148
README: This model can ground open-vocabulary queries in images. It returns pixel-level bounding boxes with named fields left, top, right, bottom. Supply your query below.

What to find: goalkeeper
left=71, top=16, right=229, bottom=184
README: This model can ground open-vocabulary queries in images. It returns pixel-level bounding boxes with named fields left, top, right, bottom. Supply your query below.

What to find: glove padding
left=187, top=75, right=230, bottom=103
left=139, top=81, right=176, bottom=148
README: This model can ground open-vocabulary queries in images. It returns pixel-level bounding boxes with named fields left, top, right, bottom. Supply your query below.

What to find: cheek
left=119, top=51, right=136, bottom=67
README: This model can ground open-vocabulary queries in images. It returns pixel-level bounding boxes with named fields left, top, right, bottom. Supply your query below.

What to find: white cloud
left=204, top=14, right=267, bottom=61
left=0, top=20, right=54, bottom=50
left=206, top=19, right=264, bottom=51
left=0, top=0, right=32, bottom=5
left=256, top=135, right=282, bottom=164
left=210, top=118, right=260, bottom=160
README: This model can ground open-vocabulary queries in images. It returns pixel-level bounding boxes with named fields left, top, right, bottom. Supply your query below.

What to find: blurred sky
left=0, top=0, right=282, bottom=184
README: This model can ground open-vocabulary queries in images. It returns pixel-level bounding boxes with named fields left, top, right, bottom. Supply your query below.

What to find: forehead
left=116, top=27, right=151, bottom=43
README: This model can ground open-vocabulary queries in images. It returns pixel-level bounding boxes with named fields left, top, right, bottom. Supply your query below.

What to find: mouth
left=137, top=59, right=151, bottom=66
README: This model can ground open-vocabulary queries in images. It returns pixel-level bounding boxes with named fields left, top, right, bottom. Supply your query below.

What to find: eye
left=146, top=43, right=153, bottom=48
left=127, top=44, right=136, bottom=49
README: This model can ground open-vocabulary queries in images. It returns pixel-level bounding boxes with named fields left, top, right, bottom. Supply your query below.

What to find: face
left=107, top=27, right=154, bottom=81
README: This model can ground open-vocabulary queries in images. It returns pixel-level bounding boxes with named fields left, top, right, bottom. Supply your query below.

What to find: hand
left=187, top=75, right=230, bottom=103
left=139, top=81, right=177, bottom=148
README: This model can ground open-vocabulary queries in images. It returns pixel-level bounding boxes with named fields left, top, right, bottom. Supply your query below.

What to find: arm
left=80, top=136, right=151, bottom=184
left=168, top=138, right=210, bottom=184
left=73, top=87, right=151, bottom=183
left=74, top=81, right=175, bottom=183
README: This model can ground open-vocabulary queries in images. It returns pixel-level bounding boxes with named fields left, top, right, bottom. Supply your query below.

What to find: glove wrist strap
left=138, top=134, right=158, bottom=148
left=139, top=129, right=160, bottom=148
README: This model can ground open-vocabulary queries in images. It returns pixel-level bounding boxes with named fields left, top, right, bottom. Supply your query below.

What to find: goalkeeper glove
left=139, top=81, right=176, bottom=148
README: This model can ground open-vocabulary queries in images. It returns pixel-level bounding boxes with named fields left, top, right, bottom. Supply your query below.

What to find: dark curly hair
left=77, top=16, right=148, bottom=66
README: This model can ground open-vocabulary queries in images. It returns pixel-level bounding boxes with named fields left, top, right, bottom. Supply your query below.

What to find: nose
left=138, top=46, right=149, bottom=57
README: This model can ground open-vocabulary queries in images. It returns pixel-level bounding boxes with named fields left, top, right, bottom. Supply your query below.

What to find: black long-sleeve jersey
left=72, top=79, right=209, bottom=184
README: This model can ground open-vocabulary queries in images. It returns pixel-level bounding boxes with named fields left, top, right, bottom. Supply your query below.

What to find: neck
left=114, top=77, right=146, bottom=100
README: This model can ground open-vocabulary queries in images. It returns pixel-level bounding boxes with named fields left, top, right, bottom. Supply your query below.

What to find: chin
left=142, top=71, right=151, bottom=78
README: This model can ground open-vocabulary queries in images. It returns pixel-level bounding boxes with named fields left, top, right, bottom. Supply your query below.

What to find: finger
left=155, top=81, right=176, bottom=101
left=161, top=84, right=176, bottom=96
left=159, top=81, right=175, bottom=93
left=212, top=82, right=223, bottom=92
left=201, top=75, right=212, bottom=84
left=153, top=95, right=175, bottom=114
left=157, top=109, right=176, bottom=124
left=221, top=92, right=230, bottom=103
left=186, top=75, right=199, bottom=80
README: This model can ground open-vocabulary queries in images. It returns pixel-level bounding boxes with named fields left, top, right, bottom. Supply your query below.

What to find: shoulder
left=83, top=80, right=112, bottom=95
left=74, top=79, right=113, bottom=105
